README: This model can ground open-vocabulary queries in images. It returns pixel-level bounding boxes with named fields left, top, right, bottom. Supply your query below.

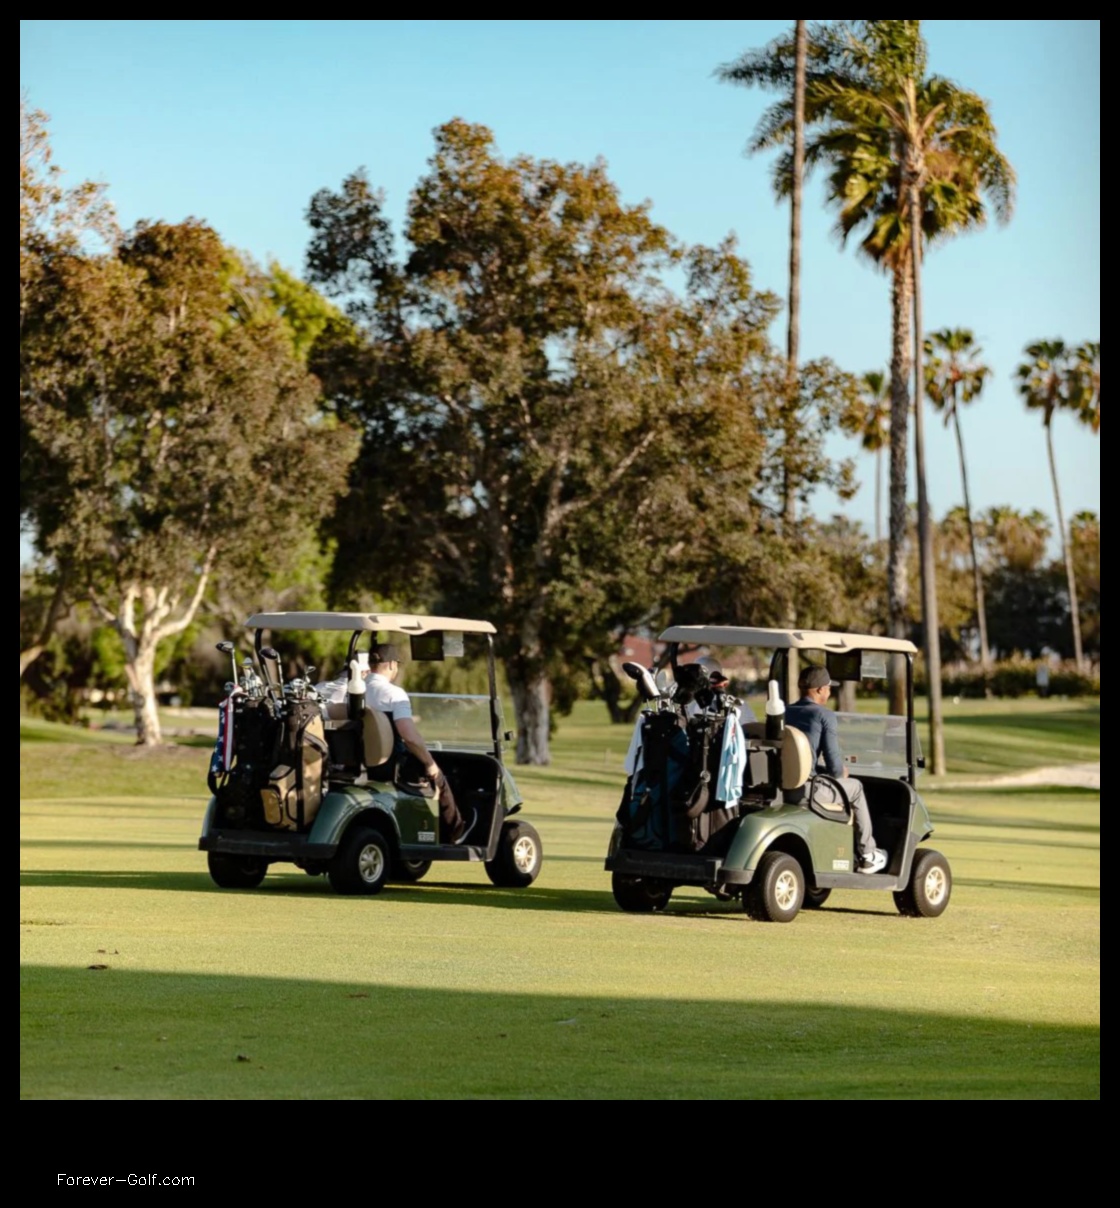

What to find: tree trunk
left=910, top=186, right=945, bottom=776
left=94, top=552, right=216, bottom=747
left=1046, top=419, right=1085, bottom=671
left=587, top=657, right=637, bottom=724
left=951, top=407, right=991, bottom=672
left=507, top=660, right=552, bottom=765
left=781, top=19, right=807, bottom=531
left=874, top=446, right=882, bottom=548
left=19, top=564, right=71, bottom=678
left=121, top=636, right=162, bottom=746
left=886, top=264, right=912, bottom=715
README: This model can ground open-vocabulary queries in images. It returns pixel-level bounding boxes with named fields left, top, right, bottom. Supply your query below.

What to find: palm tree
left=1073, top=341, right=1100, bottom=432
left=810, top=22, right=1013, bottom=770
left=1016, top=340, right=1099, bottom=672
left=925, top=328, right=991, bottom=670
left=841, top=370, right=891, bottom=545
left=719, top=22, right=1014, bottom=770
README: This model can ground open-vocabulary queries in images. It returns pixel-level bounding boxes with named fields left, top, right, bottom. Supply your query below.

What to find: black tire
left=392, top=858, right=432, bottom=883
left=743, top=851, right=804, bottom=923
left=207, top=852, right=267, bottom=890
left=484, top=820, right=542, bottom=888
left=611, top=872, right=673, bottom=913
left=328, top=826, right=391, bottom=896
left=894, top=848, right=952, bottom=918
left=803, top=886, right=832, bottom=910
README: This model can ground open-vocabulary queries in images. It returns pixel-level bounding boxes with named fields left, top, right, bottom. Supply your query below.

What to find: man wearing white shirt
left=365, top=643, right=473, bottom=845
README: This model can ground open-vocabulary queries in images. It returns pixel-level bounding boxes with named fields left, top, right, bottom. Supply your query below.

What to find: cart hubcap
left=924, top=866, right=947, bottom=904
left=512, top=836, right=537, bottom=873
left=774, top=870, right=799, bottom=911
left=359, top=844, right=385, bottom=882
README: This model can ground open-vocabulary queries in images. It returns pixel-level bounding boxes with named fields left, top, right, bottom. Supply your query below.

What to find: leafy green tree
left=980, top=507, right=1064, bottom=660
left=984, top=505, right=1051, bottom=574
left=925, top=328, right=991, bottom=669
left=21, top=218, right=355, bottom=743
left=914, top=506, right=983, bottom=663
left=1016, top=339, right=1099, bottom=672
left=305, top=120, right=784, bottom=763
left=20, top=100, right=118, bottom=675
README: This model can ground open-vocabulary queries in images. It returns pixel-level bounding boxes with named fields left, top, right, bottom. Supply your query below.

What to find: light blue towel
left=716, top=705, right=746, bottom=804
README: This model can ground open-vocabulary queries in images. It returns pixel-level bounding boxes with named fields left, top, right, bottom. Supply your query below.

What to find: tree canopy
left=304, top=119, right=806, bottom=762
left=21, top=202, right=356, bottom=742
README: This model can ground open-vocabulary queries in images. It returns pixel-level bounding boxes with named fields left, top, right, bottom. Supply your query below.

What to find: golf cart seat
left=740, top=723, right=812, bottom=799
left=323, top=702, right=395, bottom=776
left=780, top=726, right=813, bottom=792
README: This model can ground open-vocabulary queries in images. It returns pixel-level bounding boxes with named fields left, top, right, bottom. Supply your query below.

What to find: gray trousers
left=810, top=775, right=876, bottom=861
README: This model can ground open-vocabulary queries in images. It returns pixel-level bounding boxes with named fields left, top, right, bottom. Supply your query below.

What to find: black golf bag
left=208, top=694, right=327, bottom=832
left=616, top=705, right=739, bottom=854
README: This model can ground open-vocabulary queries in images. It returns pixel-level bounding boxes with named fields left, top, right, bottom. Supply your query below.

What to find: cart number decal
left=418, top=830, right=436, bottom=843
left=832, top=859, right=851, bottom=871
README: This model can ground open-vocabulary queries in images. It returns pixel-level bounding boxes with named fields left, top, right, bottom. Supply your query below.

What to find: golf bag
left=208, top=693, right=328, bottom=832
left=616, top=709, right=693, bottom=851
left=209, top=691, right=285, bottom=827
left=259, top=700, right=329, bottom=832
left=676, top=712, right=737, bottom=853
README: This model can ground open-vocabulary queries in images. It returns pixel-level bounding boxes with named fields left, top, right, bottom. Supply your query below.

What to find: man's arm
left=819, top=710, right=848, bottom=778
left=394, top=716, right=441, bottom=780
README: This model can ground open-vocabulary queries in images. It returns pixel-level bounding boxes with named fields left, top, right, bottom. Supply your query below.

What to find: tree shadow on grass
left=19, top=965, right=1099, bottom=1100
left=19, top=867, right=614, bottom=913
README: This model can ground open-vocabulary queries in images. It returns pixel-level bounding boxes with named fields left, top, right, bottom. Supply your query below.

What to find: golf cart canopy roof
left=659, top=625, right=917, bottom=655
left=244, top=612, right=497, bottom=636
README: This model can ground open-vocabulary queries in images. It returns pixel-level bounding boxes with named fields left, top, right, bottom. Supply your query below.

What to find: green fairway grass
left=20, top=699, right=1099, bottom=1099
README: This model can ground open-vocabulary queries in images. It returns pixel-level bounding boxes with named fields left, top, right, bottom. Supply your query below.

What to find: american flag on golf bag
left=209, top=687, right=243, bottom=781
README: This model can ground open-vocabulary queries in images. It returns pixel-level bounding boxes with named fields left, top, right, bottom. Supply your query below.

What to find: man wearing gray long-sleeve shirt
left=785, top=664, right=887, bottom=874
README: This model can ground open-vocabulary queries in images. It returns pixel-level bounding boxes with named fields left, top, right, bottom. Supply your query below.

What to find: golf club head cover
left=622, top=662, right=661, bottom=701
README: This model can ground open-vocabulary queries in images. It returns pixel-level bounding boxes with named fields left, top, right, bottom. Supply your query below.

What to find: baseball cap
left=696, top=655, right=728, bottom=684
left=799, top=664, right=839, bottom=690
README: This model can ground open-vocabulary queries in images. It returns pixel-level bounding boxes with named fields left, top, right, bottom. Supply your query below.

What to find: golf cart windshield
left=408, top=693, right=500, bottom=753
left=832, top=712, right=921, bottom=780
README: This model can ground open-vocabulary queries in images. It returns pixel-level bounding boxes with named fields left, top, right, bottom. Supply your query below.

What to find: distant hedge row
left=914, top=658, right=1100, bottom=699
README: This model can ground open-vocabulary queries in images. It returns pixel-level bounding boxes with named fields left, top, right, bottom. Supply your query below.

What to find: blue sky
left=20, top=20, right=1100, bottom=554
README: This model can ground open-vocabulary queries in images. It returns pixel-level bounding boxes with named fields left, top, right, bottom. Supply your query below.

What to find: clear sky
left=20, top=19, right=1100, bottom=554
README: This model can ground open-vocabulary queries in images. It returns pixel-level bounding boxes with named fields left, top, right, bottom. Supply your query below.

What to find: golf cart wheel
left=743, top=851, right=804, bottom=923
left=484, top=820, right=542, bottom=888
left=392, top=858, right=433, bottom=883
left=803, top=886, right=832, bottom=910
left=207, top=852, right=268, bottom=890
left=611, top=872, right=672, bottom=913
left=894, top=848, right=952, bottom=918
left=328, top=826, right=390, bottom=896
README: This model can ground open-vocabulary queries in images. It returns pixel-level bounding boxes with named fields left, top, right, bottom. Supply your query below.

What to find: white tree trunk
left=123, top=639, right=162, bottom=746
left=92, top=547, right=217, bottom=747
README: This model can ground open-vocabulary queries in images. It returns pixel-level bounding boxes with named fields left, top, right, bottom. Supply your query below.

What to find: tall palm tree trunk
left=886, top=265, right=911, bottom=715
left=779, top=19, right=807, bottom=650
left=909, top=184, right=945, bottom=775
left=1046, top=417, right=1085, bottom=671
left=949, top=404, right=991, bottom=671
left=874, top=446, right=883, bottom=547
